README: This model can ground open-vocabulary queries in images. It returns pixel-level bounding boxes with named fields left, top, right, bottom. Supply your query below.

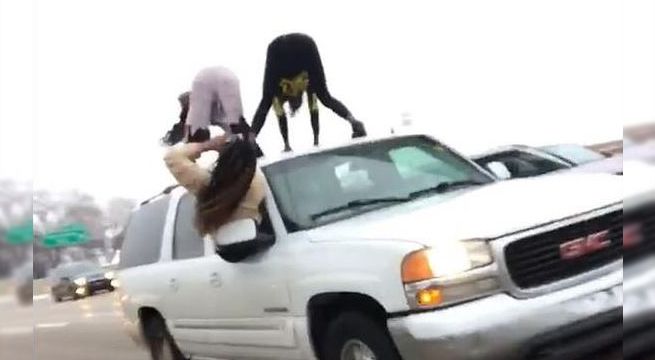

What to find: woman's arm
left=163, top=136, right=227, bottom=195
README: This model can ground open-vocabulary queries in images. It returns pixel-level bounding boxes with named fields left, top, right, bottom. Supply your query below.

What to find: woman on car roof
left=251, top=33, right=367, bottom=151
left=162, top=66, right=249, bottom=146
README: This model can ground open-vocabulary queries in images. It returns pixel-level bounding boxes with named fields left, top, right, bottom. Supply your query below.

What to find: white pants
left=186, top=66, right=244, bottom=136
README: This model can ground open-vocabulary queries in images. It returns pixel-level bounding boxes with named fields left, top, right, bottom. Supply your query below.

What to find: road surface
left=0, top=291, right=642, bottom=360
left=0, top=292, right=148, bottom=360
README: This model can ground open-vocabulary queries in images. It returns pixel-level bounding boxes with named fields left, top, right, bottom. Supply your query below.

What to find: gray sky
left=1, top=0, right=653, bottom=202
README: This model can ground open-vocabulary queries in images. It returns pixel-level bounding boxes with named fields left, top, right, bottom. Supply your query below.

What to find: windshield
left=264, top=136, right=493, bottom=231
left=540, top=144, right=605, bottom=165
left=52, top=262, right=101, bottom=279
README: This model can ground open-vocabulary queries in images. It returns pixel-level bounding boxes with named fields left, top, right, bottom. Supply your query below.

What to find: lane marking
left=35, top=322, right=69, bottom=329
left=33, top=294, right=49, bottom=301
left=0, top=326, right=33, bottom=336
left=82, top=311, right=122, bottom=319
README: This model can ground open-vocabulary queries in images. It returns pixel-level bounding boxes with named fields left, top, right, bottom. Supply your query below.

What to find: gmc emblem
left=559, top=230, right=610, bottom=260
left=623, top=223, right=643, bottom=248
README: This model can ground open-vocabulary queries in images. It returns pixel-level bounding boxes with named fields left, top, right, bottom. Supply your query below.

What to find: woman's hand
left=201, top=135, right=229, bottom=152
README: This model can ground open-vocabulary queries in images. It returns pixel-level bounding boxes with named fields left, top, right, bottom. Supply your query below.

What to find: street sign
left=5, top=222, right=34, bottom=245
left=42, top=224, right=89, bottom=248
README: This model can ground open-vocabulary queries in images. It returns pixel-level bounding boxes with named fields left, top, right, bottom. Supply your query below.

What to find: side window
left=119, top=196, right=170, bottom=269
left=173, top=194, right=205, bottom=260
left=492, top=151, right=568, bottom=178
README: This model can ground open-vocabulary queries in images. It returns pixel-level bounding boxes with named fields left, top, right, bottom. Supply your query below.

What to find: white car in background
left=117, top=134, right=649, bottom=360
left=472, top=144, right=621, bottom=180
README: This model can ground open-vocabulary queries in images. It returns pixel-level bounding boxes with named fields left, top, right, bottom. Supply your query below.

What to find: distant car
left=13, top=262, right=33, bottom=305
left=49, top=261, right=116, bottom=302
left=562, top=140, right=655, bottom=176
left=473, top=145, right=574, bottom=179
left=473, top=144, right=620, bottom=180
left=539, top=143, right=608, bottom=166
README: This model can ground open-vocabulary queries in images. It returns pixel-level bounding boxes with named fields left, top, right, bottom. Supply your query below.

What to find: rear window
left=119, top=196, right=170, bottom=269
left=173, top=194, right=205, bottom=260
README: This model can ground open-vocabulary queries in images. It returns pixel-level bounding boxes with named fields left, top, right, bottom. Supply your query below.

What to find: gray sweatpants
left=186, top=66, right=244, bottom=136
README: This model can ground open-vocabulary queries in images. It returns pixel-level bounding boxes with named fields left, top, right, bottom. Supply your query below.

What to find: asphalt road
left=0, top=291, right=643, bottom=360
left=0, top=292, right=149, bottom=360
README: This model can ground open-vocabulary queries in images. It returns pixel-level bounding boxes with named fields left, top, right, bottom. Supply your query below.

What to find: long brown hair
left=195, top=137, right=257, bottom=235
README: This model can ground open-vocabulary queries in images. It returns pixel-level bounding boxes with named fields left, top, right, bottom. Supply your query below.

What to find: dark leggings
left=251, top=33, right=355, bottom=138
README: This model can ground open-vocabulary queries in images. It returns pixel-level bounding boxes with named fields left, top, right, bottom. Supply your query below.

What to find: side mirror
left=213, top=219, right=258, bottom=247
left=486, top=161, right=512, bottom=180
left=213, top=219, right=276, bottom=263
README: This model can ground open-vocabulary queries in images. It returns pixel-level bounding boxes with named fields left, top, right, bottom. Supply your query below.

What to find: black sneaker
left=188, top=128, right=210, bottom=143
left=351, top=120, right=367, bottom=138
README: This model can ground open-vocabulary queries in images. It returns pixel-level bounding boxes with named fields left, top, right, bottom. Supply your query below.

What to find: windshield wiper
left=310, top=197, right=410, bottom=220
left=409, top=180, right=487, bottom=199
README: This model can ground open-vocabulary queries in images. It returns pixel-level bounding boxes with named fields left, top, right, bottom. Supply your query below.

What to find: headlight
left=73, top=277, right=87, bottom=286
left=104, top=272, right=115, bottom=280
left=402, top=240, right=493, bottom=283
left=401, top=240, right=498, bottom=309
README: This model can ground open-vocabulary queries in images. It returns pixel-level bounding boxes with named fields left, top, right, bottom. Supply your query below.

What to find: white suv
left=118, top=134, right=646, bottom=360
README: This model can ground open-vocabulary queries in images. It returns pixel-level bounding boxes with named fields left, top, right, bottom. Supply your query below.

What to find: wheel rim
left=340, top=339, right=376, bottom=360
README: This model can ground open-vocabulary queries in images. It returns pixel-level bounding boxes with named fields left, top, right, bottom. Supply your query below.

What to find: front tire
left=322, top=312, right=401, bottom=360
left=144, top=315, right=186, bottom=360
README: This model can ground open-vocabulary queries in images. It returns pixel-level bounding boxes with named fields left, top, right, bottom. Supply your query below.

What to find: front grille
left=505, top=210, right=622, bottom=289
left=624, top=202, right=655, bottom=264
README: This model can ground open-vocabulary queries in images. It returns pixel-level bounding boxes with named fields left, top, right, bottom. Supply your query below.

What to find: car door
left=200, top=199, right=303, bottom=360
left=160, top=192, right=231, bottom=357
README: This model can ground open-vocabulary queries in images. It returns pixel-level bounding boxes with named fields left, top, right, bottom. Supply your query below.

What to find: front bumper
left=388, top=269, right=624, bottom=360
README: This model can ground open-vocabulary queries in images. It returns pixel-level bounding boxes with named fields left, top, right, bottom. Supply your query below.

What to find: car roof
left=471, top=145, right=533, bottom=159
left=54, top=261, right=98, bottom=270
left=256, top=132, right=429, bottom=166
left=140, top=133, right=438, bottom=206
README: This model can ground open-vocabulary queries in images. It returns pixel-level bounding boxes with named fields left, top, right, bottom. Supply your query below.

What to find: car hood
left=307, top=173, right=625, bottom=246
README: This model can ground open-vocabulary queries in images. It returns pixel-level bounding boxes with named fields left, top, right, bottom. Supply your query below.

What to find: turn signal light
left=416, top=288, right=443, bottom=307
left=401, top=250, right=433, bottom=283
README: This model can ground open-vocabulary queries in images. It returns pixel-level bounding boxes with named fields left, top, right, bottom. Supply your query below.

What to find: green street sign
left=5, top=222, right=34, bottom=245
left=42, top=224, right=89, bottom=248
